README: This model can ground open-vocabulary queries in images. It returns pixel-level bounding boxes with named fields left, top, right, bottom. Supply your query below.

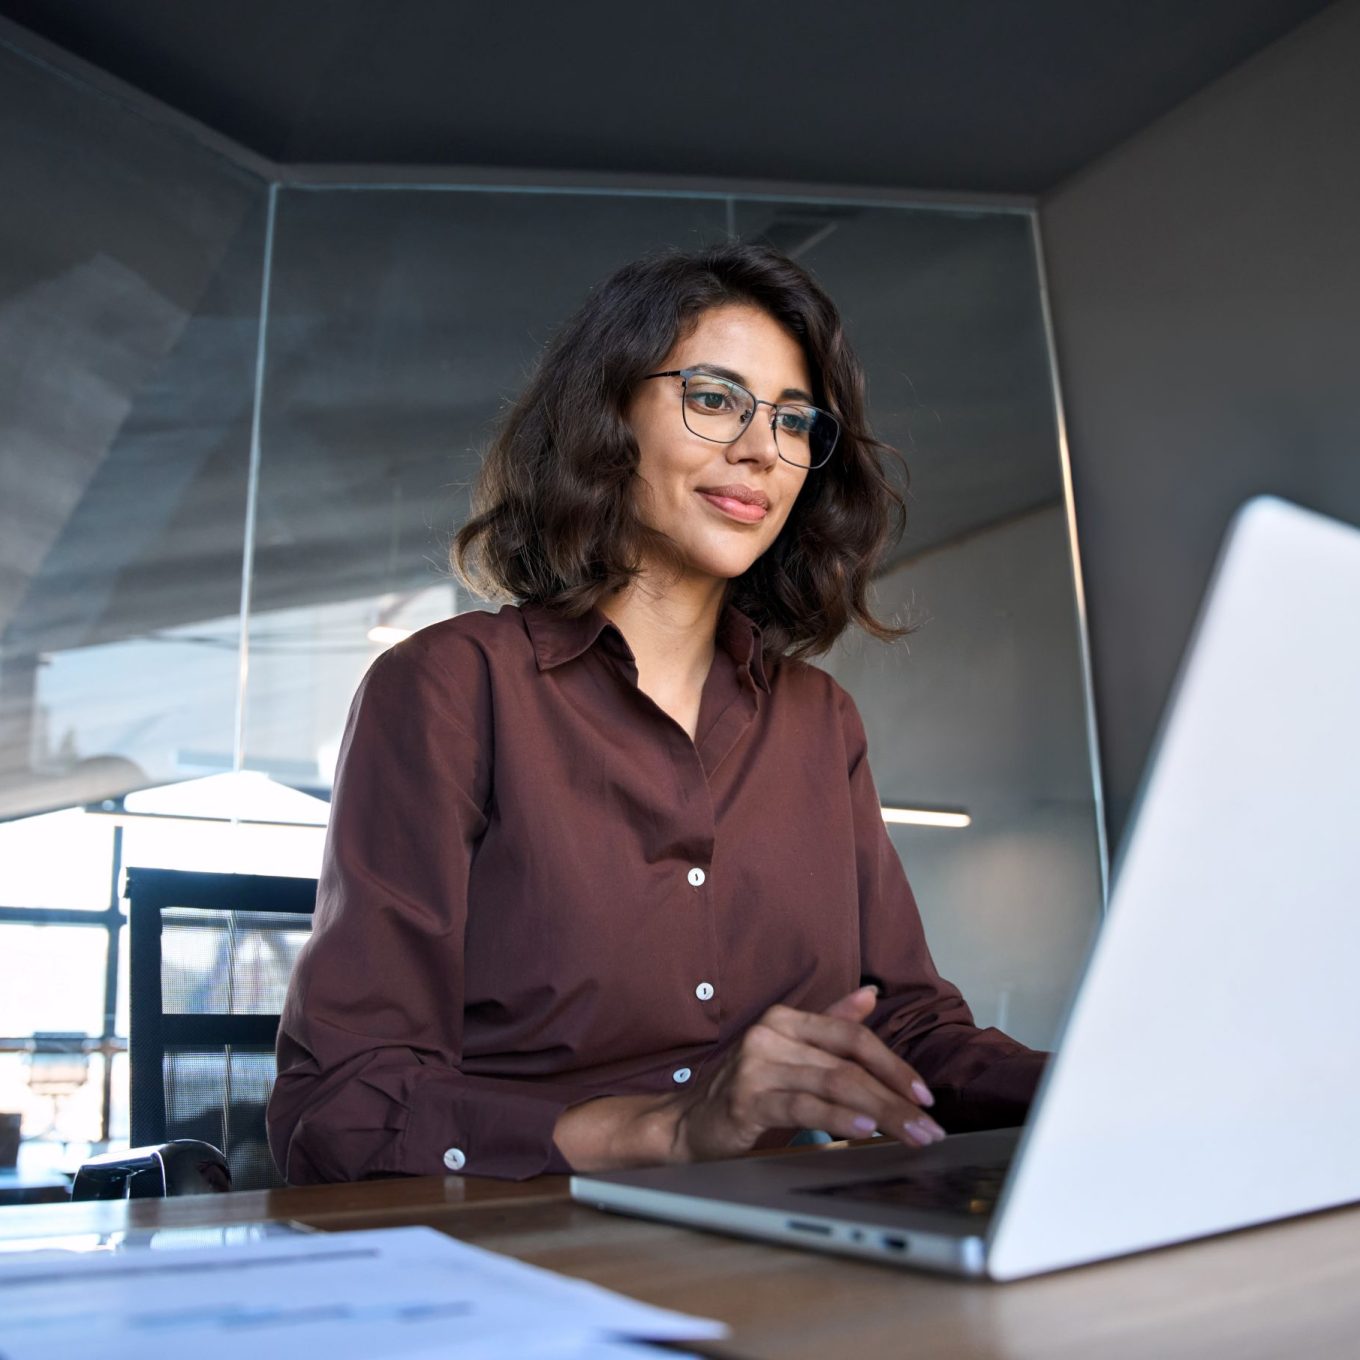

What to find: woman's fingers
left=761, top=1003, right=937, bottom=1110
left=762, top=1092, right=884, bottom=1144
left=671, top=996, right=947, bottom=1162
left=820, top=984, right=879, bottom=1023
left=752, top=1058, right=946, bottom=1148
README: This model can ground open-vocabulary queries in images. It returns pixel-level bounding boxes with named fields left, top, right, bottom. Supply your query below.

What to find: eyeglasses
left=642, top=368, right=840, bottom=470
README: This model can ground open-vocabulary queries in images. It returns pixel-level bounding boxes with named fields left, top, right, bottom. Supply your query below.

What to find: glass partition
left=0, top=43, right=268, bottom=819
left=0, top=35, right=268, bottom=1152
left=247, top=186, right=1102, bottom=1048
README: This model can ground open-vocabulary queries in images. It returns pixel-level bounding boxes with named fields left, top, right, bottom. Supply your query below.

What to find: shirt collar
left=717, top=605, right=770, bottom=694
left=521, top=602, right=770, bottom=694
left=521, top=604, right=616, bottom=670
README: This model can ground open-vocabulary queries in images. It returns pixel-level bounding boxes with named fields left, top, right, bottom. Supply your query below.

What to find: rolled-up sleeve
left=267, top=636, right=577, bottom=1183
left=839, top=688, right=1048, bottom=1132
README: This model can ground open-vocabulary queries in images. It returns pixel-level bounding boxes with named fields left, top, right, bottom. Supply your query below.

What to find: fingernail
left=860, top=984, right=879, bottom=998
left=905, top=1116, right=946, bottom=1145
left=911, top=1080, right=935, bottom=1107
left=903, top=1119, right=933, bottom=1147
left=851, top=1115, right=877, bottom=1134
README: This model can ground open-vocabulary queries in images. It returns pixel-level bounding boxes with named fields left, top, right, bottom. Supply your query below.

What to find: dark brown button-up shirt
left=268, top=604, right=1044, bottom=1183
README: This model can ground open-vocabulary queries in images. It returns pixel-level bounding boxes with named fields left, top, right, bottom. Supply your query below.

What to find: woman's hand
left=667, top=985, right=946, bottom=1162
left=551, top=986, right=945, bottom=1173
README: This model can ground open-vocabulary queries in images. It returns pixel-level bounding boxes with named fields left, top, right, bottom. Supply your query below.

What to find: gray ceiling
left=0, top=0, right=1337, bottom=192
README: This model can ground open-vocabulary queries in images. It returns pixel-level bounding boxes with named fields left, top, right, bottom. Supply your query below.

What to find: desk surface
left=3, top=1171, right=1358, bottom=1360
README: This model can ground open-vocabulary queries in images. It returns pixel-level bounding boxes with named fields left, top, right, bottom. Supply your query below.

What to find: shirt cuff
left=387, top=1068, right=590, bottom=1181
left=907, top=1025, right=1049, bottom=1133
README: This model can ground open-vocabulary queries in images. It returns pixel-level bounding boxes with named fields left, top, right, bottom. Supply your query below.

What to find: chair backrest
left=125, top=867, right=316, bottom=1191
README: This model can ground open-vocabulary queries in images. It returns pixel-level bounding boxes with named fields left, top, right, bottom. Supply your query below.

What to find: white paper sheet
left=0, top=1225, right=724, bottom=1360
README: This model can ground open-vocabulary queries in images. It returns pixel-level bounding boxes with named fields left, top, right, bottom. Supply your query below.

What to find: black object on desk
left=70, top=1139, right=232, bottom=1199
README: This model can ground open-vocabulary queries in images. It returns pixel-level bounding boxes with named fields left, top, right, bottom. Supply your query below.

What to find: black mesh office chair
left=124, top=867, right=317, bottom=1192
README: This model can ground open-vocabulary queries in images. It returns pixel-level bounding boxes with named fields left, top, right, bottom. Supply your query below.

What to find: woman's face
left=626, top=303, right=813, bottom=589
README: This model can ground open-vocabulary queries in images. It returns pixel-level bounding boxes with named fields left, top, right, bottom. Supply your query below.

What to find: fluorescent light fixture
left=881, top=806, right=971, bottom=829
left=367, top=624, right=413, bottom=646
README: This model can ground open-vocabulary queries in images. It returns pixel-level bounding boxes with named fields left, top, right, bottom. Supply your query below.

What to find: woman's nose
left=727, top=405, right=779, bottom=466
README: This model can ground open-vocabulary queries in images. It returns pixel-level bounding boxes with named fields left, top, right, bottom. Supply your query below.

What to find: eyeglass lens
left=680, top=374, right=838, bottom=469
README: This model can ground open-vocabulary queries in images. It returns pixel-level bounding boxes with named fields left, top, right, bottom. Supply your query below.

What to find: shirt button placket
left=683, top=858, right=715, bottom=1090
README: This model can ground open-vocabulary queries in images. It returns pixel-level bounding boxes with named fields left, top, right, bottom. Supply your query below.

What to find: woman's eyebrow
left=691, top=363, right=815, bottom=405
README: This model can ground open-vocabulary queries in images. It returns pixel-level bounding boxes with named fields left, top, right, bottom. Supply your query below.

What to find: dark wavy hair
left=454, top=241, right=906, bottom=660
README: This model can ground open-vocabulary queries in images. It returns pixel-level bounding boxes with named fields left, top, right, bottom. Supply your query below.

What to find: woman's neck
left=599, top=572, right=726, bottom=737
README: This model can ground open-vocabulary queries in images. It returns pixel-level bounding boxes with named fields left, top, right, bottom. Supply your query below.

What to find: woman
left=267, top=242, right=1044, bottom=1184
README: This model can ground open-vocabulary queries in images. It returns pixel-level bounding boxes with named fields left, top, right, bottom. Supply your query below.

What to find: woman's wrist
left=553, top=1093, right=685, bottom=1172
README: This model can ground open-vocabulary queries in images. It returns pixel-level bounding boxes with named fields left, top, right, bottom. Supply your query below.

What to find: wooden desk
left=3, top=1173, right=1358, bottom=1360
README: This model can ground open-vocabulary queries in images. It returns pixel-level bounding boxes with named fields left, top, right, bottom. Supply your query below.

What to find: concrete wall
left=1040, top=0, right=1360, bottom=843
left=825, top=505, right=1104, bottom=1049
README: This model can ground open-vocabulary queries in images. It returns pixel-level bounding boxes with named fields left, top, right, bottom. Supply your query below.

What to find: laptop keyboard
left=800, top=1162, right=1010, bottom=1217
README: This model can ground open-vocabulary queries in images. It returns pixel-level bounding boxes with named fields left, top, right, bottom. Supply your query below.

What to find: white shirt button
left=672, top=1067, right=692, bottom=1084
left=695, top=982, right=715, bottom=1001
left=442, top=1147, right=466, bottom=1172
left=687, top=867, right=706, bottom=887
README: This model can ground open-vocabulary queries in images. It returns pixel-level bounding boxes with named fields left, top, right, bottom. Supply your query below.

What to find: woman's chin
left=637, top=529, right=771, bottom=592
left=684, top=551, right=764, bottom=586
left=692, top=531, right=776, bottom=580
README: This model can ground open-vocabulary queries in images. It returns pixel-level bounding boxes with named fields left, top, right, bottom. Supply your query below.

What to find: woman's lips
left=696, top=486, right=770, bottom=523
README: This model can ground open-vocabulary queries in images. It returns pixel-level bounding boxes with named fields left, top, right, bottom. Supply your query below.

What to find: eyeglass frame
left=641, top=367, right=840, bottom=470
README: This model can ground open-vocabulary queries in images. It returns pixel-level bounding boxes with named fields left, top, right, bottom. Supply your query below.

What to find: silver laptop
left=572, top=496, right=1360, bottom=1280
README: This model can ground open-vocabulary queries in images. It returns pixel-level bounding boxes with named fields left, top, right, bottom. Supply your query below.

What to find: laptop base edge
left=571, top=1174, right=991, bottom=1277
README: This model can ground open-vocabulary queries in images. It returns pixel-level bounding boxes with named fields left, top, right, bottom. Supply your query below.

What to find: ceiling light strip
left=880, top=807, right=971, bottom=829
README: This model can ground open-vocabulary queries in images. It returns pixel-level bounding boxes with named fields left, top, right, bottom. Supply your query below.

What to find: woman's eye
left=777, top=409, right=814, bottom=436
left=688, top=387, right=736, bottom=412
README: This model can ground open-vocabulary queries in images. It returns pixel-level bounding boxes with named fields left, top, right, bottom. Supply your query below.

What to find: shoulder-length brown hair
left=454, top=241, right=905, bottom=660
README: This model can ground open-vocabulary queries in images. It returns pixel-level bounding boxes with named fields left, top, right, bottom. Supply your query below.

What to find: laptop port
left=881, top=1234, right=910, bottom=1253
left=787, top=1218, right=834, bottom=1237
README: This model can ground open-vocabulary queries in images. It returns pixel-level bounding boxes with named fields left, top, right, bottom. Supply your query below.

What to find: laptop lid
left=987, top=496, right=1360, bottom=1279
